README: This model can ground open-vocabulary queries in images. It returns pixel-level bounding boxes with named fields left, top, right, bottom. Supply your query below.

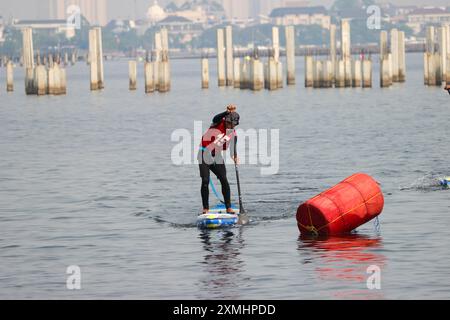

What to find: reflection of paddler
left=445, top=84, right=450, bottom=95
left=198, top=229, right=245, bottom=298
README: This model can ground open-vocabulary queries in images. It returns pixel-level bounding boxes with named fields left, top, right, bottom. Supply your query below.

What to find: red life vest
left=201, top=120, right=236, bottom=153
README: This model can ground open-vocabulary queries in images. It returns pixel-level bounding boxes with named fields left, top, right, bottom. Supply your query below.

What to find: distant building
left=147, top=1, right=168, bottom=24
left=173, top=6, right=208, bottom=24
left=269, top=6, right=330, bottom=29
left=407, top=7, right=450, bottom=33
left=12, top=19, right=76, bottom=39
left=146, top=1, right=208, bottom=25
left=0, top=16, right=5, bottom=43
left=158, top=15, right=203, bottom=45
left=222, top=0, right=250, bottom=21
left=49, top=0, right=108, bottom=26
left=106, top=19, right=137, bottom=34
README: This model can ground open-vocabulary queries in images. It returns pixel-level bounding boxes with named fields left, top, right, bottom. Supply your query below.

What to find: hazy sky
left=0, top=0, right=449, bottom=20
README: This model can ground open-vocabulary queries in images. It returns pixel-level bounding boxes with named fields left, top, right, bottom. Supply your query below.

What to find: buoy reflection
left=298, top=233, right=386, bottom=299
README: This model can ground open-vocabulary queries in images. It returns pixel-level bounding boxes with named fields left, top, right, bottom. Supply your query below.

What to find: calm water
left=0, top=53, right=449, bottom=299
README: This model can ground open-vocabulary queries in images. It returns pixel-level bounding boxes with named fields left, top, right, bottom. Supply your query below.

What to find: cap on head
left=224, top=112, right=240, bottom=126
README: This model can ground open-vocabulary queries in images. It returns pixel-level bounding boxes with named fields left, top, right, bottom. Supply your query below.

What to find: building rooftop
left=409, top=7, right=448, bottom=15
left=14, top=19, right=67, bottom=25
left=269, top=6, right=328, bottom=18
left=159, top=15, right=193, bottom=24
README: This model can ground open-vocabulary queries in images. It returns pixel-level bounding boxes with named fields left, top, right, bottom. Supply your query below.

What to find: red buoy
left=297, top=173, right=384, bottom=235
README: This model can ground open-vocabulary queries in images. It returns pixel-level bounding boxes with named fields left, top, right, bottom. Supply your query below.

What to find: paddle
left=235, top=161, right=249, bottom=225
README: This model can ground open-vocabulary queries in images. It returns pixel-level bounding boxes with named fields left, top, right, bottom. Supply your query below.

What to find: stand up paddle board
left=440, top=177, right=450, bottom=187
left=197, top=204, right=240, bottom=229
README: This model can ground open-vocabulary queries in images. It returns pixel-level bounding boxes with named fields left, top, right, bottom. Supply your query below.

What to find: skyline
left=0, top=0, right=449, bottom=21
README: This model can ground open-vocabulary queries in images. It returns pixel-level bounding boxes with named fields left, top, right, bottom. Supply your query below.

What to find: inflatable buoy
left=297, top=173, right=384, bottom=235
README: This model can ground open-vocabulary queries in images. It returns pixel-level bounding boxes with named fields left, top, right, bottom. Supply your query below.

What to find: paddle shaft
left=234, top=162, right=246, bottom=214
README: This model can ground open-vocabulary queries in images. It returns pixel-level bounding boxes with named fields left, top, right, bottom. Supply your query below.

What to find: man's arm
left=212, top=111, right=229, bottom=126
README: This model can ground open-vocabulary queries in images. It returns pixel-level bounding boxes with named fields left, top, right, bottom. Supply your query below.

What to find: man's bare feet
left=226, top=208, right=235, bottom=214
left=201, top=208, right=208, bottom=215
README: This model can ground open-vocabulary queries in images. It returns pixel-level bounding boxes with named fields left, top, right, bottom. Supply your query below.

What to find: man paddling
left=198, top=105, right=240, bottom=215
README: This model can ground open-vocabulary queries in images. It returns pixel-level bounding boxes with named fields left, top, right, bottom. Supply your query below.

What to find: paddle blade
left=238, top=212, right=249, bottom=225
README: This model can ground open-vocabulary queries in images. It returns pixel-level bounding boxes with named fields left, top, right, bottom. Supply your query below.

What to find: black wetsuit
left=198, top=112, right=237, bottom=210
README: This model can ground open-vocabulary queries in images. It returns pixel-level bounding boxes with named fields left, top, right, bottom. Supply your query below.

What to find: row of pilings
left=202, top=22, right=410, bottom=90
left=5, top=24, right=450, bottom=95
left=201, top=25, right=296, bottom=91
left=423, top=25, right=450, bottom=86
left=22, top=27, right=67, bottom=95
left=2, top=26, right=171, bottom=94
left=128, top=29, right=171, bottom=93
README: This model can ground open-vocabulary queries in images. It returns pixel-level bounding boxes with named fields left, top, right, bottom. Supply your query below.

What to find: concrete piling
left=304, top=56, right=313, bottom=87
left=158, top=52, right=171, bottom=93
left=89, top=30, right=99, bottom=90
left=362, top=59, right=372, bottom=88
left=438, top=26, right=447, bottom=82
left=201, top=58, right=209, bottom=89
left=60, top=67, right=67, bottom=95
left=426, top=26, right=435, bottom=54
left=335, top=60, right=345, bottom=88
left=6, top=61, right=14, bottom=92
left=341, top=19, right=352, bottom=87
left=22, top=28, right=35, bottom=94
left=276, top=61, right=283, bottom=89
left=424, top=53, right=429, bottom=85
left=352, top=60, right=362, bottom=87
left=95, top=28, right=104, bottom=89
left=330, top=24, right=337, bottom=84
left=216, top=29, right=226, bottom=87
left=323, top=60, right=333, bottom=88
left=88, top=28, right=104, bottom=90
left=233, top=58, right=240, bottom=89
left=47, top=64, right=66, bottom=95
left=35, top=65, right=47, bottom=95
left=48, top=64, right=61, bottom=95
left=398, top=31, right=406, bottom=82
left=129, top=60, right=137, bottom=90
left=313, top=60, right=323, bottom=88
left=22, top=28, right=35, bottom=69
left=434, top=52, right=442, bottom=86
left=390, top=29, right=399, bottom=82
left=266, top=57, right=277, bottom=90
left=144, top=61, right=155, bottom=93
left=250, top=57, right=264, bottom=91
left=380, top=56, right=392, bottom=88
left=285, top=25, right=295, bottom=85
left=423, top=25, right=446, bottom=87
left=344, top=59, right=352, bottom=87
left=153, top=32, right=162, bottom=91
left=341, top=19, right=351, bottom=61
left=380, top=30, right=392, bottom=87
left=225, top=26, right=233, bottom=86
left=240, top=57, right=250, bottom=90
left=272, top=27, right=280, bottom=63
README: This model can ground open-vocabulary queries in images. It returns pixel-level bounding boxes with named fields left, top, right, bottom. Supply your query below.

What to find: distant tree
left=331, top=0, right=375, bottom=12
left=0, top=27, right=21, bottom=56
